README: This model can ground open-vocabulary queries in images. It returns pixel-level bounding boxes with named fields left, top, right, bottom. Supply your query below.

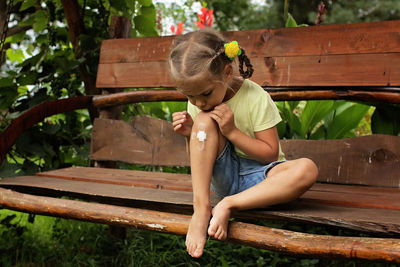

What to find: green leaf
left=371, top=106, right=400, bottom=135
left=134, top=15, right=158, bottom=36
left=0, top=161, right=20, bottom=178
left=140, top=6, right=156, bottom=22
left=285, top=13, right=298, bottom=28
left=0, top=87, right=18, bottom=109
left=110, top=0, right=129, bottom=13
left=300, top=100, right=334, bottom=139
left=138, top=0, right=153, bottom=7
left=33, top=10, right=48, bottom=32
left=326, top=103, right=370, bottom=139
left=0, top=77, right=14, bottom=87
left=6, top=48, right=25, bottom=63
left=20, top=0, right=35, bottom=11
left=42, top=122, right=61, bottom=135
left=17, top=72, right=38, bottom=86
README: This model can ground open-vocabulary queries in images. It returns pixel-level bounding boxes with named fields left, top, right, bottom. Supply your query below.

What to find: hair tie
left=224, top=41, right=242, bottom=60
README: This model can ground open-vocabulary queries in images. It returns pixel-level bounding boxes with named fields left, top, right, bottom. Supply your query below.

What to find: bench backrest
left=92, top=20, right=400, bottom=188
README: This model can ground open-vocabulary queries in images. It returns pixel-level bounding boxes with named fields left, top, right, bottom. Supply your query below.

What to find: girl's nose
left=196, top=99, right=206, bottom=108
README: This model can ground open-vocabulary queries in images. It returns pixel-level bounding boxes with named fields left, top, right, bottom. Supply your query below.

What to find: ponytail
left=238, top=48, right=254, bottom=79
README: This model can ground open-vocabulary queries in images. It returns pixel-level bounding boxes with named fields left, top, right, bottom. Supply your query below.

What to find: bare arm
left=209, top=103, right=279, bottom=164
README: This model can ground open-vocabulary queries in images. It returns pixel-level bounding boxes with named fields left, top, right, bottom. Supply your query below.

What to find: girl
left=170, top=28, right=318, bottom=258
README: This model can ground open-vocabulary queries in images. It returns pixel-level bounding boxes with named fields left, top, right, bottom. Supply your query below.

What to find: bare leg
left=185, top=112, right=226, bottom=258
left=208, top=158, right=318, bottom=240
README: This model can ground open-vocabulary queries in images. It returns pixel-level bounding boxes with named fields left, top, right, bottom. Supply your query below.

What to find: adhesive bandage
left=191, top=123, right=207, bottom=151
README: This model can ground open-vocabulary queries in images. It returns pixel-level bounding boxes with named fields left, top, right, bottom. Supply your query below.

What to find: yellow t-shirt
left=188, top=79, right=285, bottom=161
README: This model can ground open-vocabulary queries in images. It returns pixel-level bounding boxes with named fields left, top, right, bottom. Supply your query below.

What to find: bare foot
left=185, top=208, right=211, bottom=258
left=207, top=199, right=232, bottom=240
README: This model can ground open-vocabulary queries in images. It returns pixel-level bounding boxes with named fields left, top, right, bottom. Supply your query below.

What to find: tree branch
left=60, top=0, right=99, bottom=121
left=6, top=25, right=32, bottom=37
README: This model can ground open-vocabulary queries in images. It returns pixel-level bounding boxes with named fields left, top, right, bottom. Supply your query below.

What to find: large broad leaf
left=134, top=15, right=158, bottom=36
left=326, top=103, right=370, bottom=139
left=371, top=106, right=400, bottom=135
left=300, top=100, right=334, bottom=138
left=276, top=101, right=302, bottom=138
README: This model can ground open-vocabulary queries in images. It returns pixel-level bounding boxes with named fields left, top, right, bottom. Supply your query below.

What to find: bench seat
left=1, top=166, right=400, bottom=236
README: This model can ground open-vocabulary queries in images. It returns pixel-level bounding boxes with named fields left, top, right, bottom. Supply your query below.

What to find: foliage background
left=0, top=0, right=400, bottom=266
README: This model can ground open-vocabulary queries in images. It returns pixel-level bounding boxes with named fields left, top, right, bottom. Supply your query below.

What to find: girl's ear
left=223, top=64, right=233, bottom=81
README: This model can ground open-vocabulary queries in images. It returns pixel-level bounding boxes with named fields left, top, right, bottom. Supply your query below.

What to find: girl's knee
left=194, top=112, right=214, bottom=126
left=192, top=112, right=219, bottom=133
left=296, top=158, right=318, bottom=186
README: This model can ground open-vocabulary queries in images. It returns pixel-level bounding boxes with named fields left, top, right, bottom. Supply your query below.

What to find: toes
left=192, top=246, right=203, bottom=258
left=214, top=227, right=222, bottom=240
left=207, top=220, right=217, bottom=237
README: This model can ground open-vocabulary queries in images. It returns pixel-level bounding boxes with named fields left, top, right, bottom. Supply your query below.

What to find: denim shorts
left=211, top=141, right=284, bottom=198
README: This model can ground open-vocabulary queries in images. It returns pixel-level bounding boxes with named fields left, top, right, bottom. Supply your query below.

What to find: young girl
left=170, top=28, right=318, bottom=258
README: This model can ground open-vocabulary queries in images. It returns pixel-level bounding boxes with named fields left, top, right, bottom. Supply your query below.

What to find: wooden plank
left=36, top=167, right=400, bottom=211
left=90, top=117, right=189, bottom=167
left=1, top=188, right=399, bottom=262
left=99, top=20, right=400, bottom=64
left=253, top=53, right=400, bottom=87
left=281, top=135, right=400, bottom=187
left=2, top=174, right=400, bottom=235
left=37, top=166, right=192, bottom=192
left=35, top=167, right=400, bottom=211
left=96, top=53, right=400, bottom=88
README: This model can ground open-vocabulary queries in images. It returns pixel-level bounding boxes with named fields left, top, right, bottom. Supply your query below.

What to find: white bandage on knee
left=191, top=123, right=207, bottom=151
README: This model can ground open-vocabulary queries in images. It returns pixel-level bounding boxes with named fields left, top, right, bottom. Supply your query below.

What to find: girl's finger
left=173, top=124, right=182, bottom=131
left=209, top=113, right=221, bottom=124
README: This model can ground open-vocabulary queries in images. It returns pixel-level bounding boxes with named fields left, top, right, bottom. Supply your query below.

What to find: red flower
left=170, top=22, right=184, bottom=35
left=195, top=7, right=213, bottom=29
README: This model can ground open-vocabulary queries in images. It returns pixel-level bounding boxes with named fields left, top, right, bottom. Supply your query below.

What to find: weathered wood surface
left=37, top=167, right=400, bottom=211
left=0, top=96, right=92, bottom=164
left=90, top=117, right=400, bottom=187
left=2, top=170, right=400, bottom=235
left=92, top=88, right=400, bottom=109
left=90, top=117, right=189, bottom=167
left=281, top=135, right=400, bottom=187
left=37, top=166, right=192, bottom=191
left=0, top=188, right=399, bottom=262
left=96, top=20, right=400, bottom=88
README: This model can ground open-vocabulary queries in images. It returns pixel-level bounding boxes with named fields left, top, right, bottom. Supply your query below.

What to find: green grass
left=0, top=209, right=396, bottom=267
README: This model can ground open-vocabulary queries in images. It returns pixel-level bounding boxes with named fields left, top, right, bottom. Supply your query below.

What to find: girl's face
left=177, top=69, right=232, bottom=112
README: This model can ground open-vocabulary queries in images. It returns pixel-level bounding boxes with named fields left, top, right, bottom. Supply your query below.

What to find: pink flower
left=195, top=7, right=213, bottom=29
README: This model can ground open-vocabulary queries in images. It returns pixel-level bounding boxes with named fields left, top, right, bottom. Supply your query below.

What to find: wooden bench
left=1, top=20, right=400, bottom=262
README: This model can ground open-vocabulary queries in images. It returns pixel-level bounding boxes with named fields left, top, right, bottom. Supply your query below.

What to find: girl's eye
left=202, top=90, right=212, bottom=96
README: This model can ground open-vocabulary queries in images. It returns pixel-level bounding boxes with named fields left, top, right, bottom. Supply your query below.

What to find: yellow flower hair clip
left=224, top=41, right=242, bottom=60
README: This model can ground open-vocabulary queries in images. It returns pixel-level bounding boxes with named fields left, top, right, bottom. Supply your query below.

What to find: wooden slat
left=1, top=188, right=400, bottom=262
left=99, top=20, right=400, bottom=64
left=36, top=166, right=400, bottom=211
left=96, top=53, right=400, bottom=88
left=90, top=117, right=190, bottom=167
left=96, top=20, right=400, bottom=88
left=1, top=175, right=400, bottom=236
left=37, top=166, right=192, bottom=192
left=281, top=135, right=400, bottom=187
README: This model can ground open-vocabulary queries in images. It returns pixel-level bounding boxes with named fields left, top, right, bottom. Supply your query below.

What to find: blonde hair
left=169, top=27, right=253, bottom=85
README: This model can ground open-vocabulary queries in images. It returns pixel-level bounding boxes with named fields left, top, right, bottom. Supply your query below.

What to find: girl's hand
left=209, top=103, right=237, bottom=138
left=172, top=111, right=193, bottom=137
